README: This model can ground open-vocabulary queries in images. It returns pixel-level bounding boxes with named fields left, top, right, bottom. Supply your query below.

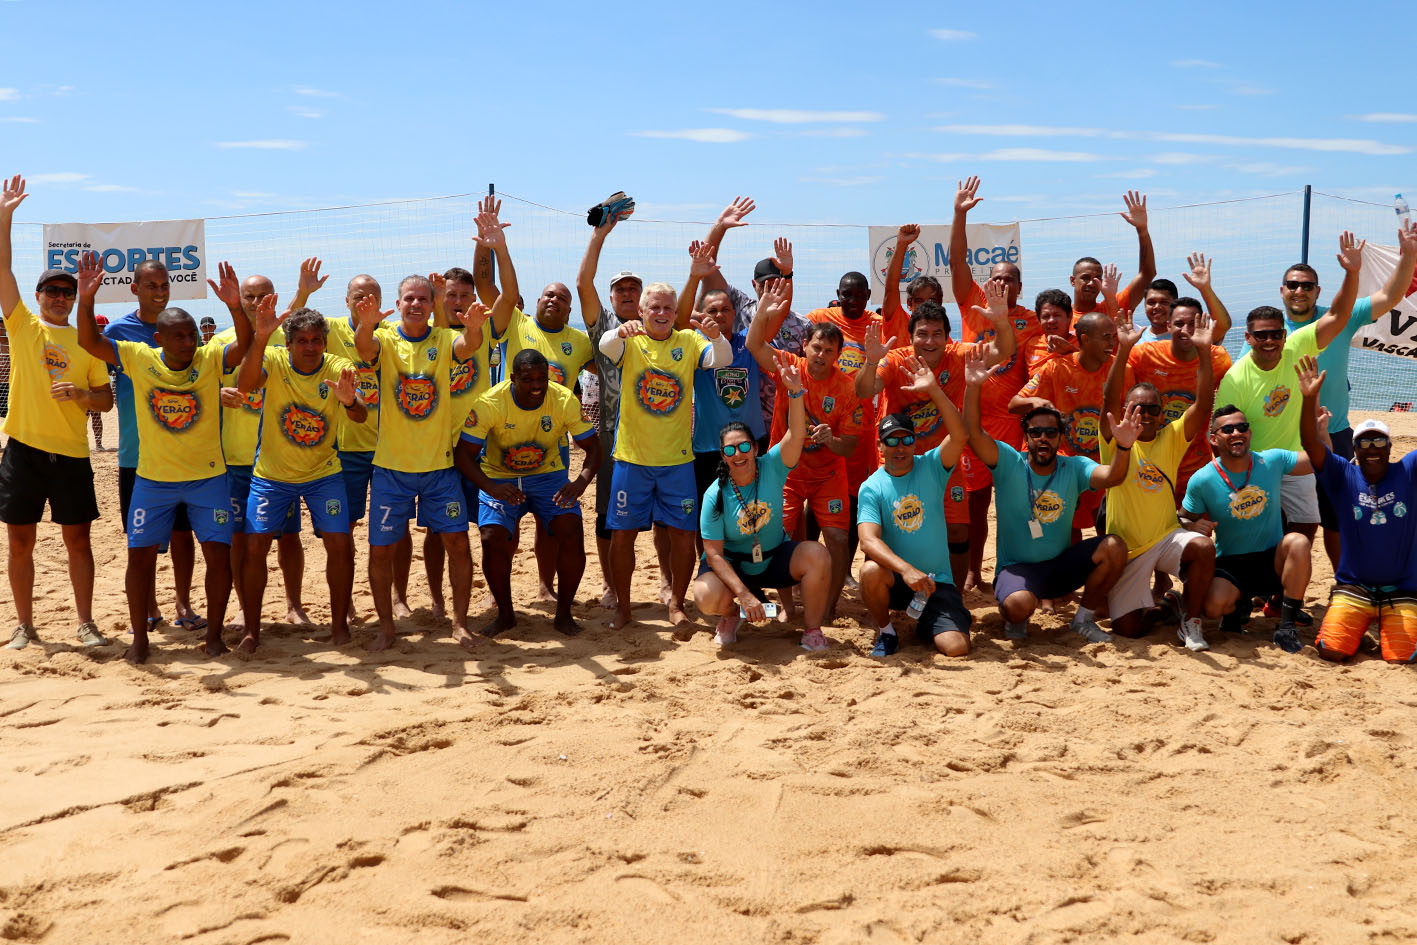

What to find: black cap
left=36, top=269, right=77, bottom=291
left=753, top=258, right=784, bottom=282
left=878, top=412, right=915, bottom=440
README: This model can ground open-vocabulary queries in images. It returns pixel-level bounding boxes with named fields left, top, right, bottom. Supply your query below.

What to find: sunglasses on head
left=1249, top=328, right=1286, bottom=342
left=882, top=434, right=915, bottom=447
left=1283, top=280, right=1317, bottom=292
left=720, top=442, right=754, bottom=457
left=1025, top=426, right=1061, bottom=439
left=40, top=285, right=77, bottom=299
left=1216, top=421, right=1250, bottom=435
left=1134, top=404, right=1163, bottom=417
left=1355, top=435, right=1390, bottom=450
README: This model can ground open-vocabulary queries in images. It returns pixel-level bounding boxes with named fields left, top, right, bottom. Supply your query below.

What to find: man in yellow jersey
left=212, top=257, right=326, bottom=629
left=235, top=305, right=367, bottom=652
left=597, top=281, right=732, bottom=628
left=456, top=349, right=601, bottom=637
left=75, top=253, right=254, bottom=663
left=0, top=174, right=114, bottom=650
left=354, top=274, right=486, bottom=652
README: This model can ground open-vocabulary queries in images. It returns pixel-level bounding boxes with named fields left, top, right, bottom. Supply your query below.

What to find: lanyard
left=728, top=470, right=762, bottom=550
left=1024, top=462, right=1059, bottom=522
left=1211, top=456, right=1252, bottom=497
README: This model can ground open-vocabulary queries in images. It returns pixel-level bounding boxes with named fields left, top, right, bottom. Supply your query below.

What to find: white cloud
left=630, top=128, right=752, bottom=143
left=1171, top=59, right=1221, bottom=69
left=904, top=148, right=1105, bottom=163
left=287, top=106, right=325, bottom=119
left=1096, top=168, right=1157, bottom=179
left=53, top=85, right=75, bottom=96
left=1227, top=161, right=1311, bottom=177
left=29, top=172, right=88, bottom=184
left=83, top=184, right=139, bottom=192
left=294, top=86, right=339, bottom=97
left=1230, top=85, right=1275, bottom=96
left=214, top=139, right=309, bottom=150
left=933, top=122, right=1413, bottom=156
left=1151, top=152, right=1217, bottom=165
left=799, top=128, right=869, bottom=138
left=929, top=28, right=977, bottom=40
left=706, top=108, right=883, bottom=123
left=937, top=123, right=1101, bottom=137
left=233, top=191, right=278, bottom=198
left=934, top=77, right=994, bottom=90
left=0, top=88, right=19, bottom=102
left=1351, top=113, right=1417, bottom=123
left=800, top=176, right=883, bottom=186
left=0, top=116, right=38, bottom=123
left=1174, top=104, right=1217, bottom=111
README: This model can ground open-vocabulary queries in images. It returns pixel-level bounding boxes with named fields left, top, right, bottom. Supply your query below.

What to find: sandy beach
left=3, top=412, right=1417, bottom=944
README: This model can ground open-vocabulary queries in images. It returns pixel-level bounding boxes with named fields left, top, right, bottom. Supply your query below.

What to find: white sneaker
left=6, top=625, right=37, bottom=650
left=1071, top=619, right=1112, bottom=643
left=1177, top=618, right=1209, bottom=652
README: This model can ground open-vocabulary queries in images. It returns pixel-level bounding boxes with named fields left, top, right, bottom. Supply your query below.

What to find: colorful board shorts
left=782, top=465, right=849, bottom=533
left=1316, top=584, right=1417, bottom=662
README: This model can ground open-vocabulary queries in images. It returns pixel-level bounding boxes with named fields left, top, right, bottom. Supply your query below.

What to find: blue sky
left=2, top=0, right=1413, bottom=227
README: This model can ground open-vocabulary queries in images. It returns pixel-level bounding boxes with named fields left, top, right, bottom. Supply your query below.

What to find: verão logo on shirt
left=280, top=404, right=328, bottom=448
left=837, top=344, right=866, bottom=376
left=1263, top=385, right=1291, bottom=417
left=356, top=367, right=379, bottom=407
left=504, top=442, right=548, bottom=472
left=395, top=374, right=438, bottom=420
left=892, top=494, right=925, bottom=533
left=1161, top=391, right=1191, bottom=423
left=736, top=500, right=771, bottom=535
left=240, top=389, right=264, bottom=413
left=1135, top=461, right=1166, bottom=493
left=549, top=363, right=567, bottom=386
left=909, top=401, right=941, bottom=438
left=148, top=389, right=200, bottom=431
left=1228, top=484, right=1267, bottom=520
left=449, top=358, right=478, bottom=397
left=42, top=343, right=68, bottom=379
left=636, top=368, right=683, bottom=415
left=1033, top=489, right=1064, bottom=524
left=1070, top=408, right=1101, bottom=454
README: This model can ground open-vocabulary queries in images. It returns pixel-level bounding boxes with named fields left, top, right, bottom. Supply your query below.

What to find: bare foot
left=392, top=599, right=414, bottom=620
left=236, top=634, right=259, bottom=654
left=553, top=614, right=583, bottom=636
left=366, top=631, right=397, bottom=652
left=608, top=608, right=633, bottom=630
left=598, top=587, right=618, bottom=611
left=284, top=605, right=314, bottom=627
left=430, top=598, right=446, bottom=620
left=330, top=629, right=352, bottom=646
left=480, top=613, right=518, bottom=638
left=535, top=583, right=557, bottom=603
left=204, top=633, right=230, bottom=657
left=668, top=605, right=691, bottom=626
left=658, top=583, right=673, bottom=606
left=123, top=640, right=150, bottom=664
left=453, top=628, right=490, bottom=650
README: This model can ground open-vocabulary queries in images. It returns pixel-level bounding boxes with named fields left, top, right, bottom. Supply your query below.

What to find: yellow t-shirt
left=461, top=379, right=593, bottom=479
left=115, top=339, right=228, bottom=482
left=252, top=349, right=357, bottom=483
left=212, top=325, right=285, bottom=466
left=1, top=301, right=110, bottom=458
left=612, top=329, right=710, bottom=466
left=448, top=330, right=493, bottom=451
left=1101, top=420, right=1191, bottom=559
left=325, top=315, right=391, bottom=454
left=372, top=324, right=462, bottom=473
left=505, top=307, right=594, bottom=389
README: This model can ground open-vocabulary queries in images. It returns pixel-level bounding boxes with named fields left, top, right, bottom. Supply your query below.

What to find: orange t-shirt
left=1022, top=332, right=1075, bottom=380
left=876, top=344, right=967, bottom=453
left=957, top=282, right=1041, bottom=446
left=1128, top=343, right=1232, bottom=475
left=767, top=351, right=862, bottom=479
left=1019, top=353, right=1133, bottom=461
left=1072, top=284, right=1136, bottom=322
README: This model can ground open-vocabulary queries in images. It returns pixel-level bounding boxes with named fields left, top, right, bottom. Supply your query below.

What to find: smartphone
left=739, top=602, right=779, bottom=619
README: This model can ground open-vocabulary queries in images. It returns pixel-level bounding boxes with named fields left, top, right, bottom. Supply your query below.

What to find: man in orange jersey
left=1021, top=289, right=1079, bottom=378
left=949, top=175, right=1042, bottom=590
left=1012, top=312, right=1133, bottom=535
left=855, top=284, right=1014, bottom=583
left=1136, top=254, right=1234, bottom=347
left=1069, top=191, right=1155, bottom=320
left=747, top=289, right=860, bottom=619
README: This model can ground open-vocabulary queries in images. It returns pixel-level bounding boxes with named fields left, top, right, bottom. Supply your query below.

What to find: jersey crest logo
left=325, top=499, right=342, bottom=517
left=189, top=369, right=199, bottom=382
left=426, top=347, right=438, bottom=361
left=892, top=493, right=925, bottom=533
left=449, top=358, right=478, bottom=396
left=828, top=499, right=843, bottom=514
left=395, top=374, right=438, bottom=420
left=148, top=388, right=201, bottom=431
left=561, top=341, right=574, bottom=355
left=950, top=485, right=965, bottom=503
left=1263, top=384, right=1291, bottom=417
left=463, top=407, right=479, bottom=431
left=445, top=501, right=461, bottom=519
left=1396, top=501, right=1408, bottom=518
left=1033, top=489, right=1063, bottom=524
left=680, top=498, right=695, bottom=515
left=42, top=343, right=68, bottom=379
left=1228, top=484, right=1267, bottom=520
left=540, top=415, right=553, bottom=432
left=318, top=382, right=330, bottom=400
left=822, top=395, right=835, bottom=414
left=214, top=509, right=229, bottom=526
left=736, top=500, right=771, bottom=535
left=280, top=404, right=328, bottom=448
left=671, top=346, right=683, bottom=362
left=504, top=442, right=547, bottom=472
left=636, top=368, right=683, bottom=416
left=714, top=367, right=748, bottom=409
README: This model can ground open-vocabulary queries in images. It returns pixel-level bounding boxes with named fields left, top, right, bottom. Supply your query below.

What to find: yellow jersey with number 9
left=372, top=324, right=461, bottom=473
left=612, top=329, right=709, bottom=466
left=116, top=340, right=228, bottom=482
left=252, top=350, right=357, bottom=483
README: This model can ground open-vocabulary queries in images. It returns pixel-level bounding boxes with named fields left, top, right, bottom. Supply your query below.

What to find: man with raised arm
left=857, top=362, right=972, bottom=658
left=234, top=305, right=366, bottom=652
left=212, top=258, right=325, bottom=630
left=745, top=280, right=859, bottom=619
left=1180, top=403, right=1315, bottom=653
left=963, top=347, right=1135, bottom=644
left=0, top=175, right=114, bottom=651
left=1069, top=191, right=1155, bottom=319
left=1297, top=355, right=1417, bottom=663
left=856, top=282, right=1014, bottom=584
left=949, top=175, right=1042, bottom=590
left=1284, top=222, right=1417, bottom=567
left=455, top=349, right=601, bottom=638
left=76, top=253, right=254, bottom=663
left=1098, top=308, right=1217, bottom=649
left=597, top=280, right=731, bottom=629
left=354, top=273, right=486, bottom=652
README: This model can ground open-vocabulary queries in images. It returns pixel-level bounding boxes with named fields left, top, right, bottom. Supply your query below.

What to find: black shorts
left=1315, top=427, right=1353, bottom=532
left=993, top=535, right=1104, bottom=603
left=594, top=437, right=616, bottom=541
left=699, top=539, right=801, bottom=598
left=120, top=465, right=190, bottom=534
left=888, top=573, right=973, bottom=639
left=0, top=438, right=99, bottom=526
left=1215, top=548, right=1283, bottom=601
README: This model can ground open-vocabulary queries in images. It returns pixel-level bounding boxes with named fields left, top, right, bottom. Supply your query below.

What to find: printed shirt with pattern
left=766, top=350, right=861, bottom=479
left=991, top=442, right=1098, bottom=568
left=727, top=284, right=811, bottom=426
left=1128, top=342, right=1232, bottom=476
left=586, top=304, right=625, bottom=437
left=461, top=379, right=594, bottom=479
left=857, top=446, right=956, bottom=583
left=252, top=349, right=357, bottom=484
left=1, top=300, right=110, bottom=458
left=212, top=325, right=286, bottom=466
left=1020, top=353, right=1132, bottom=462
left=370, top=324, right=462, bottom=473
left=1316, top=448, right=1417, bottom=588
left=115, top=339, right=228, bottom=482
left=692, top=329, right=764, bottom=455
left=611, top=327, right=710, bottom=466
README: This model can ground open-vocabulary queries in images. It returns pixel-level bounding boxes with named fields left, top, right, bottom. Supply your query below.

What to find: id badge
left=751, top=542, right=763, bottom=564
left=489, top=346, right=502, bottom=368
left=1028, top=519, right=1044, bottom=540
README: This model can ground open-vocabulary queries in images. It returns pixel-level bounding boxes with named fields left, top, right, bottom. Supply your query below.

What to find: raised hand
left=478, top=195, right=502, bottom=218
left=1120, top=190, right=1148, bottom=230
left=963, top=343, right=990, bottom=387
left=1336, top=230, right=1365, bottom=273
left=896, top=223, right=921, bottom=244
left=757, top=277, right=791, bottom=322
left=955, top=176, right=982, bottom=215
left=207, top=261, right=241, bottom=309
left=1046, top=333, right=1078, bottom=355
left=473, top=207, right=510, bottom=249
left=1101, top=263, right=1121, bottom=298
left=689, top=313, right=722, bottom=340
left=0, top=174, right=27, bottom=218
left=463, top=300, right=491, bottom=328
left=864, top=321, right=896, bottom=363
left=1116, top=312, right=1143, bottom=350
left=428, top=270, right=446, bottom=302
left=717, top=196, right=755, bottom=228
left=354, top=291, right=393, bottom=328
left=335, top=367, right=359, bottom=406
left=1294, top=354, right=1326, bottom=397
left=76, top=250, right=104, bottom=298
left=1190, top=309, right=1215, bottom=348
left=1110, top=402, right=1142, bottom=448
left=900, top=354, right=938, bottom=396
left=617, top=319, right=647, bottom=338
left=774, top=351, right=803, bottom=393
left=1398, top=219, right=1417, bottom=257
left=252, top=292, right=284, bottom=336
left=772, top=237, right=793, bottom=275
left=688, top=241, right=719, bottom=279
left=297, top=257, right=328, bottom=296
left=970, top=277, right=1011, bottom=326
left=1182, top=252, right=1213, bottom=292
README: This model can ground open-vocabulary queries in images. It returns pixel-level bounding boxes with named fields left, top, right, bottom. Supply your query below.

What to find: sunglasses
left=1355, top=436, right=1390, bottom=449
left=1134, top=404, right=1163, bottom=417
left=720, top=442, right=755, bottom=457
left=1283, top=280, right=1317, bottom=292
left=1216, top=422, right=1251, bottom=435
left=1025, top=426, right=1061, bottom=439
left=881, top=434, right=915, bottom=447
left=1249, top=328, right=1286, bottom=342
left=40, top=285, right=77, bottom=299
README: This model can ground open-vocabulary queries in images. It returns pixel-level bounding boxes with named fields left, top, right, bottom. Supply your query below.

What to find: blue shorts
left=248, top=473, right=350, bottom=535
left=420, top=474, right=479, bottom=529
left=227, top=464, right=301, bottom=535
left=478, top=471, right=579, bottom=534
left=606, top=459, right=697, bottom=531
left=339, top=451, right=375, bottom=522
left=369, top=466, right=469, bottom=546
left=128, top=474, right=234, bottom=549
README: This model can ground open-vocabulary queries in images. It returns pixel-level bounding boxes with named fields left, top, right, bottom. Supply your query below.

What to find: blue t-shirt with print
left=857, top=446, right=955, bottom=584
left=991, top=442, right=1097, bottom=568
left=1181, top=448, right=1298, bottom=557
left=1315, top=447, right=1417, bottom=588
left=104, top=311, right=162, bottom=469
left=1285, top=297, right=1371, bottom=432
left=700, top=444, right=791, bottom=576
left=692, top=329, right=764, bottom=454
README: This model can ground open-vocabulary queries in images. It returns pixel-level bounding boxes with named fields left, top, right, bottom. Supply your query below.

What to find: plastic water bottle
left=907, top=589, right=928, bottom=619
left=1398, top=194, right=1411, bottom=222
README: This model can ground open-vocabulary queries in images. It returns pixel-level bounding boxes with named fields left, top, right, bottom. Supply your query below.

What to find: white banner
left=867, top=223, right=1022, bottom=307
left=41, top=219, right=208, bottom=304
left=1351, top=241, right=1417, bottom=358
